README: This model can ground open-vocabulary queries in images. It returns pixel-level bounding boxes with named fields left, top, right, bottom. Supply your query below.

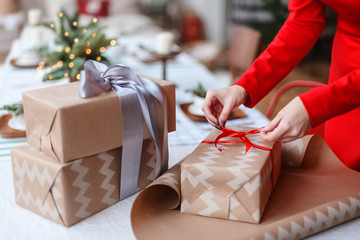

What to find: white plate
left=8, top=118, right=26, bottom=131
left=188, top=104, right=205, bottom=116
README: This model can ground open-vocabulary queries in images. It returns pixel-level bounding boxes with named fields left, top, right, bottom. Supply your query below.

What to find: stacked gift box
left=10, top=67, right=176, bottom=227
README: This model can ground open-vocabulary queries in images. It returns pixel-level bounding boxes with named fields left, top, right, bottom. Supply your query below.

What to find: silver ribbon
left=79, top=60, right=168, bottom=200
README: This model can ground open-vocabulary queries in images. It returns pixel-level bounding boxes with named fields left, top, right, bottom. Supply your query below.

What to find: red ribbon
left=202, top=126, right=276, bottom=189
left=201, top=126, right=271, bottom=153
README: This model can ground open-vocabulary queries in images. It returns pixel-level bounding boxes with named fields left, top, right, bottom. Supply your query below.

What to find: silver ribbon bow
left=79, top=60, right=168, bottom=200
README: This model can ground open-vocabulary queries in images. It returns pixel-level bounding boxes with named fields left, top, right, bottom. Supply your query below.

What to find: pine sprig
left=0, top=103, right=24, bottom=116
left=41, top=9, right=116, bottom=81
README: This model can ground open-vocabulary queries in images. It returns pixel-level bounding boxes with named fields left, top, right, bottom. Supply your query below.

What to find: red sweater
left=234, top=0, right=360, bottom=170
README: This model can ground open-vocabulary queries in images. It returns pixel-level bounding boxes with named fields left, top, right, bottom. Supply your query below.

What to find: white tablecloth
left=0, top=37, right=359, bottom=240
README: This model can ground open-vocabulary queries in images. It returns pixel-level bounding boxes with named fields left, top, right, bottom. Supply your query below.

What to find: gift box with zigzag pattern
left=11, top=138, right=159, bottom=227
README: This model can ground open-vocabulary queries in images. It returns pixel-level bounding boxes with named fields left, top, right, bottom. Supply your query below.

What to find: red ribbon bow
left=202, top=126, right=271, bottom=153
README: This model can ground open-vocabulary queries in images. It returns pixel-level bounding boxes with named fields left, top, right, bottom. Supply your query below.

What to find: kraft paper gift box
left=180, top=126, right=282, bottom=223
left=11, top=137, right=160, bottom=227
left=22, top=74, right=175, bottom=163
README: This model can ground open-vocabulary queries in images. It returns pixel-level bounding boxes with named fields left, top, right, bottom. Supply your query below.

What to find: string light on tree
left=41, top=8, right=115, bottom=82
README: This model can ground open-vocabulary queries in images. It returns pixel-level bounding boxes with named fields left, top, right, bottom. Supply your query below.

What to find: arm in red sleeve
left=299, top=69, right=360, bottom=127
left=233, top=0, right=326, bottom=108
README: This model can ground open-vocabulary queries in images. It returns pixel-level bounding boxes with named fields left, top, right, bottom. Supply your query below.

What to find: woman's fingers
left=261, top=115, right=281, bottom=134
left=261, top=124, right=287, bottom=142
left=261, top=97, right=311, bottom=143
left=202, top=100, right=219, bottom=126
left=202, top=85, right=248, bottom=127
left=218, top=103, right=233, bottom=127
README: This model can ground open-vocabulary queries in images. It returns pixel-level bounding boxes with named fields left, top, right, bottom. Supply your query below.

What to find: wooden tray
left=10, top=58, right=40, bottom=69
left=180, top=103, right=246, bottom=122
left=0, top=114, right=26, bottom=138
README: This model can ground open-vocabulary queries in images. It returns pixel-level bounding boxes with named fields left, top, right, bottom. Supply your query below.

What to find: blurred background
left=0, top=0, right=337, bottom=117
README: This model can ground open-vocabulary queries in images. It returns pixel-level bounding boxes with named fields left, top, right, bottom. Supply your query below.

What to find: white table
left=0, top=37, right=359, bottom=240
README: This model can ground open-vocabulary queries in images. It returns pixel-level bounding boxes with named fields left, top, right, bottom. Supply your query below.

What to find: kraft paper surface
left=131, top=135, right=360, bottom=240
left=180, top=126, right=282, bottom=223
left=11, top=138, right=159, bottom=227
left=22, top=74, right=175, bottom=163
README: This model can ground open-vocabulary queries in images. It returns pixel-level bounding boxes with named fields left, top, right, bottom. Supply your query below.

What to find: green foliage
left=41, top=9, right=115, bottom=81
left=0, top=103, right=24, bottom=116
left=186, top=83, right=207, bottom=98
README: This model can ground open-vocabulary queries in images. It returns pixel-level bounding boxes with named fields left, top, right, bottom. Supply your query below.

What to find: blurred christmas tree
left=40, top=9, right=116, bottom=82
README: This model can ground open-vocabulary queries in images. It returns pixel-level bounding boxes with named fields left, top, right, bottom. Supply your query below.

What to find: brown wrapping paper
left=22, top=74, right=175, bottom=163
left=131, top=135, right=360, bottom=240
left=180, top=127, right=282, bottom=223
left=11, top=137, right=160, bottom=227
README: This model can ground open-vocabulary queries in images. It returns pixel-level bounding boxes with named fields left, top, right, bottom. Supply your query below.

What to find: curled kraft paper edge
left=131, top=135, right=360, bottom=240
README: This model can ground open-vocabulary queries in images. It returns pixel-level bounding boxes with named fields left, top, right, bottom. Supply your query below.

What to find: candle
left=29, top=26, right=44, bottom=44
left=156, top=31, right=175, bottom=55
left=28, top=8, right=42, bottom=26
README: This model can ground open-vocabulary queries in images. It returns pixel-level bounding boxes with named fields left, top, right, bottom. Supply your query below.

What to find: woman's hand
left=202, top=85, right=248, bottom=127
left=261, top=96, right=311, bottom=142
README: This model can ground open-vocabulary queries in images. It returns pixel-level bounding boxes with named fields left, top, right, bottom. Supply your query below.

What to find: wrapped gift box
left=22, top=75, right=175, bottom=163
left=11, top=137, right=159, bottom=227
left=180, top=126, right=282, bottom=223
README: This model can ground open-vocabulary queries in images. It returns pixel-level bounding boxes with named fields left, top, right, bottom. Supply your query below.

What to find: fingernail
left=214, top=125, right=221, bottom=130
left=220, top=121, right=225, bottom=127
left=212, top=121, right=218, bottom=126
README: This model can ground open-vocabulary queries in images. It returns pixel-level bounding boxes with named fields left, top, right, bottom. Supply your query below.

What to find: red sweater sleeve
left=299, top=69, right=360, bottom=127
left=233, top=0, right=326, bottom=107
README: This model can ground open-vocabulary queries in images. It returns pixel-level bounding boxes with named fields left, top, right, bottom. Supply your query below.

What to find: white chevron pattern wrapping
left=226, top=168, right=250, bottom=191
left=13, top=156, right=54, bottom=187
left=244, top=175, right=261, bottom=196
left=198, top=146, right=221, bottom=165
left=15, top=189, right=60, bottom=221
left=98, top=152, right=117, bottom=205
left=161, top=172, right=178, bottom=189
left=264, top=195, right=360, bottom=240
left=181, top=199, right=191, bottom=212
left=145, top=141, right=156, bottom=181
left=181, top=146, right=220, bottom=188
left=227, top=151, right=257, bottom=190
left=51, top=178, right=63, bottom=215
left=70, top=159, right=92, bottom=218
left=12, top=156, right=60, bottom=221
left=229, top=197, right=241, bottom=221
left=181, top=166, right=214, bottom=189
left=198, top=191, right=220, bottom=216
